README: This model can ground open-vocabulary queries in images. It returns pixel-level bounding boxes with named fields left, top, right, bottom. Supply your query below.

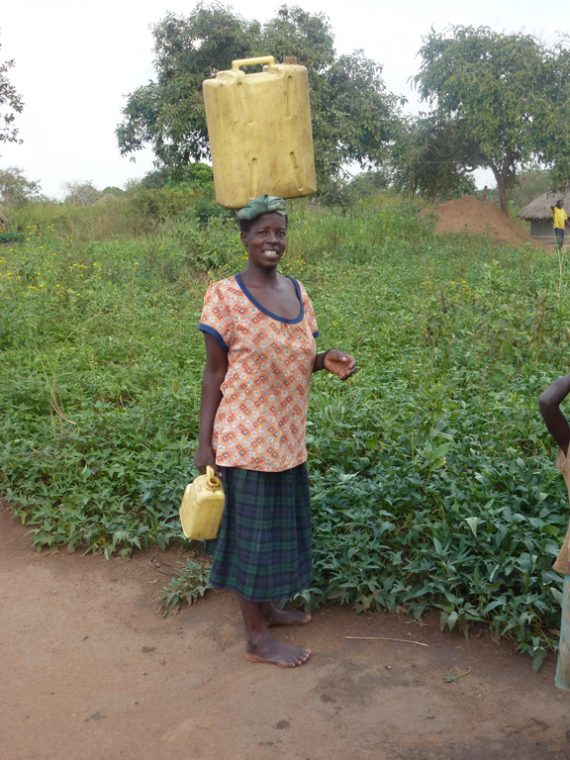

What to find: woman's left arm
left=313, top=349, right=357, bottom=381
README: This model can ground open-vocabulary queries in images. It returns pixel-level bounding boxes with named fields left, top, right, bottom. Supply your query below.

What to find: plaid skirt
left=207, top=464, right=312, bottom=602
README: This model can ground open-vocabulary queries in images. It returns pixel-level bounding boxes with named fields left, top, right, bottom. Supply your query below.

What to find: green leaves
left=159, top=559, right=211, bottom=616
left=0, top=33, right=23, bottom=144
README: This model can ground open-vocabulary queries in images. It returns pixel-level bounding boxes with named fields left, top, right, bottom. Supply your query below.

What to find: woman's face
left=240, top=212, right=287, bottom=269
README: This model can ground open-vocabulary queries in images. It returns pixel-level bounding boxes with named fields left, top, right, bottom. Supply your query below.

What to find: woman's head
left=237, top=196, right=289, bottom=270
left=236, top=195, right=287, bottom=233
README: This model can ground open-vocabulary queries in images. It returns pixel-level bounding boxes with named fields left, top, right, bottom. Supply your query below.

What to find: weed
left=159, top=558, right=211, bottom=616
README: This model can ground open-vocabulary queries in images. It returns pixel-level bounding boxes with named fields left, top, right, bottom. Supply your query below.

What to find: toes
left=294, top=648, right=311, bottom=665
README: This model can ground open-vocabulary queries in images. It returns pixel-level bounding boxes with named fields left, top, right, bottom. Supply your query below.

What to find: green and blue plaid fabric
left=207, top=464, right=312, bottom=601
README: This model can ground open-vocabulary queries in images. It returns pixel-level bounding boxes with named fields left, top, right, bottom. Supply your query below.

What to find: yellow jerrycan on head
left=179, top=466, right=225, bottom=541
left=203, top=56, right=317, bottom=208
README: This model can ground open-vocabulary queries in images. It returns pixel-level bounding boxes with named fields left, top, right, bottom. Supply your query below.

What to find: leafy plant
left=159, top=558, right=211, bottom=616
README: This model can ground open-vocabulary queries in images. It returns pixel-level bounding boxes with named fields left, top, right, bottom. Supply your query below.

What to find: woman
left=194, top=195, right=356, bottom=668
left=539, top=373, right=570, bottom=690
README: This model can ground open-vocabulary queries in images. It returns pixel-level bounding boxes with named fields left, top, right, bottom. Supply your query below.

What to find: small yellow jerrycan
left=179, top=466, right=225, bottom=541
left=203, top=56, right=317, bottom=208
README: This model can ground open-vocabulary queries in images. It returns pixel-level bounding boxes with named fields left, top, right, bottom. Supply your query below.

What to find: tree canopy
left=116, top=4, right=402, bottom=191
left=415, top=26, right=570, bottom=211
left=533, top=41, right=570, bottom=187
left=0, top=34, right=23, bottom=145
left=63, top=181, right=102, bottom=206
left=392, top=115, right=477, bottom=201
left=0, top=167, right=42, bottom=206
left=116, top=6, right=257, bottom=168
left=509, top=165, right=554, bottom=210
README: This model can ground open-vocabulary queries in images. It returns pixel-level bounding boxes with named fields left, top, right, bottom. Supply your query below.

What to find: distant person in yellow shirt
left=551, top=199, right=569, bottom=250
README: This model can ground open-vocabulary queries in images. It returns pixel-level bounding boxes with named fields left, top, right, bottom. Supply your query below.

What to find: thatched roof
left=519, top=190, right=570, bottom=221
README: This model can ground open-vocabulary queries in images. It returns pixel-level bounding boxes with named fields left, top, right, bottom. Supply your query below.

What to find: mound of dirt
left=426, top=196, right=534, bottom=246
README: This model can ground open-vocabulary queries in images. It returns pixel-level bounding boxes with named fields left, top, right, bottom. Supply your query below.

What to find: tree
left=534, top=41, right=570, bottom=187
left=101, top=186, right=125, bottom=196
left=392, top=115, right=477, bottom=201
left=63, top=181, right=101, bottom=206
left=258, top=6, right=402, bottom=186
left=131, top=162, right=214, bottom=190
left=0, top=33, right=23, bottom=144
left=0, top=167, right=42, bottom=206
left=116, top=6, right=258, bottom=168
left=117, top=4, right=402, bottom=191
left=414, top=27, right=569, bottom=212
left=315, top=50, right=401, bottom=186
left=509, top=165, right=554, bottom=210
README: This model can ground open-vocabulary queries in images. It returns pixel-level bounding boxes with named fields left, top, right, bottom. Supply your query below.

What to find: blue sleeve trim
left=199, top=324, right=229, bottom=351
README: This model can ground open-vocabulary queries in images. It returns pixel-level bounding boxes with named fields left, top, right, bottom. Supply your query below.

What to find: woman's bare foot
left=263, top=603, right=312, bottom=627
left=238, top=596, right=311, bottom=667
left=244, top=632, right=311, bottom=668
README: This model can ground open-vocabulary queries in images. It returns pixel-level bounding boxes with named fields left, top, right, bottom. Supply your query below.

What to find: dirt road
left=1, top=507, right=569, bottom=760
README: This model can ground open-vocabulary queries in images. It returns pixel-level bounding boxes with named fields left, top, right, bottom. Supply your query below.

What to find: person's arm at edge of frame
left=194, top=332, right=228, bottom=474
left=539, top=372, right=570, bottom=455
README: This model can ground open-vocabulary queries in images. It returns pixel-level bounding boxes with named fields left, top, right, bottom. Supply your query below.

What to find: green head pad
left=236, top=195, right=287, bottom=221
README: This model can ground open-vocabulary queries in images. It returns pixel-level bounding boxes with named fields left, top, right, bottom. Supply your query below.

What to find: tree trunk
left=489, top=157, right=513, bottom=215
left=497, top=181, right=508, bottom=214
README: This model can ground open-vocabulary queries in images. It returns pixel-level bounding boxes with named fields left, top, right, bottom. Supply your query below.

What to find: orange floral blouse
left=199, top=274, right=319, bottom=472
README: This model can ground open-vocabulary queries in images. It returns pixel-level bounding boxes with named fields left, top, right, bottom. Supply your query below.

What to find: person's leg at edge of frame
left=237, top=594, right=312, bottom=667
left=556, top=575, right=570, bottom=691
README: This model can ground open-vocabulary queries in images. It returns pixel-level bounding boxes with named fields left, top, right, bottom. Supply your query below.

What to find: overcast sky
left=0, top=0, right=562, bottom=198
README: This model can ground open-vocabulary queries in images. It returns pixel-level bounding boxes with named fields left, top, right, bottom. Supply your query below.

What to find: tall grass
left=1, top=194, right=568, bottom=665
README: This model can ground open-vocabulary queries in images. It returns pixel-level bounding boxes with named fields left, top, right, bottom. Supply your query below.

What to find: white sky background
left=0, top=0, right=562, bottom=199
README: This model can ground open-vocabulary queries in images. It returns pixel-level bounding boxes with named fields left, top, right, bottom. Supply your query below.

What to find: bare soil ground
left=2, top=506, right=570, bottom=760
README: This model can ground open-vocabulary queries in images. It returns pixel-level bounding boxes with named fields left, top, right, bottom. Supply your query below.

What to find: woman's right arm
left=194, top=332, right=228, bottom=473
left=539, top=373, right=570, bottom=455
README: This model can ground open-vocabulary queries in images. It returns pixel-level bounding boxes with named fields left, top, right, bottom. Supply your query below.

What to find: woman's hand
left=323, top=349, right=357, bottom=381
left=194, top=443, right=219, bottom=475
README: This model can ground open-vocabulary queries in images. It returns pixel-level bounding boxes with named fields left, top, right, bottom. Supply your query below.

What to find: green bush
left=0, top=231, right=26, bottom=244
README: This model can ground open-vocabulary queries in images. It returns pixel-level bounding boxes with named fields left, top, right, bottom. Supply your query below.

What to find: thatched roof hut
left=519, top=190, right=570, bottom=243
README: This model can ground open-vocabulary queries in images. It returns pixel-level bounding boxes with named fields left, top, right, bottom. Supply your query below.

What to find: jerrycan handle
left=232, top=56, right=275, bottom=71
left=205, top=465, right=222, bottom=490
